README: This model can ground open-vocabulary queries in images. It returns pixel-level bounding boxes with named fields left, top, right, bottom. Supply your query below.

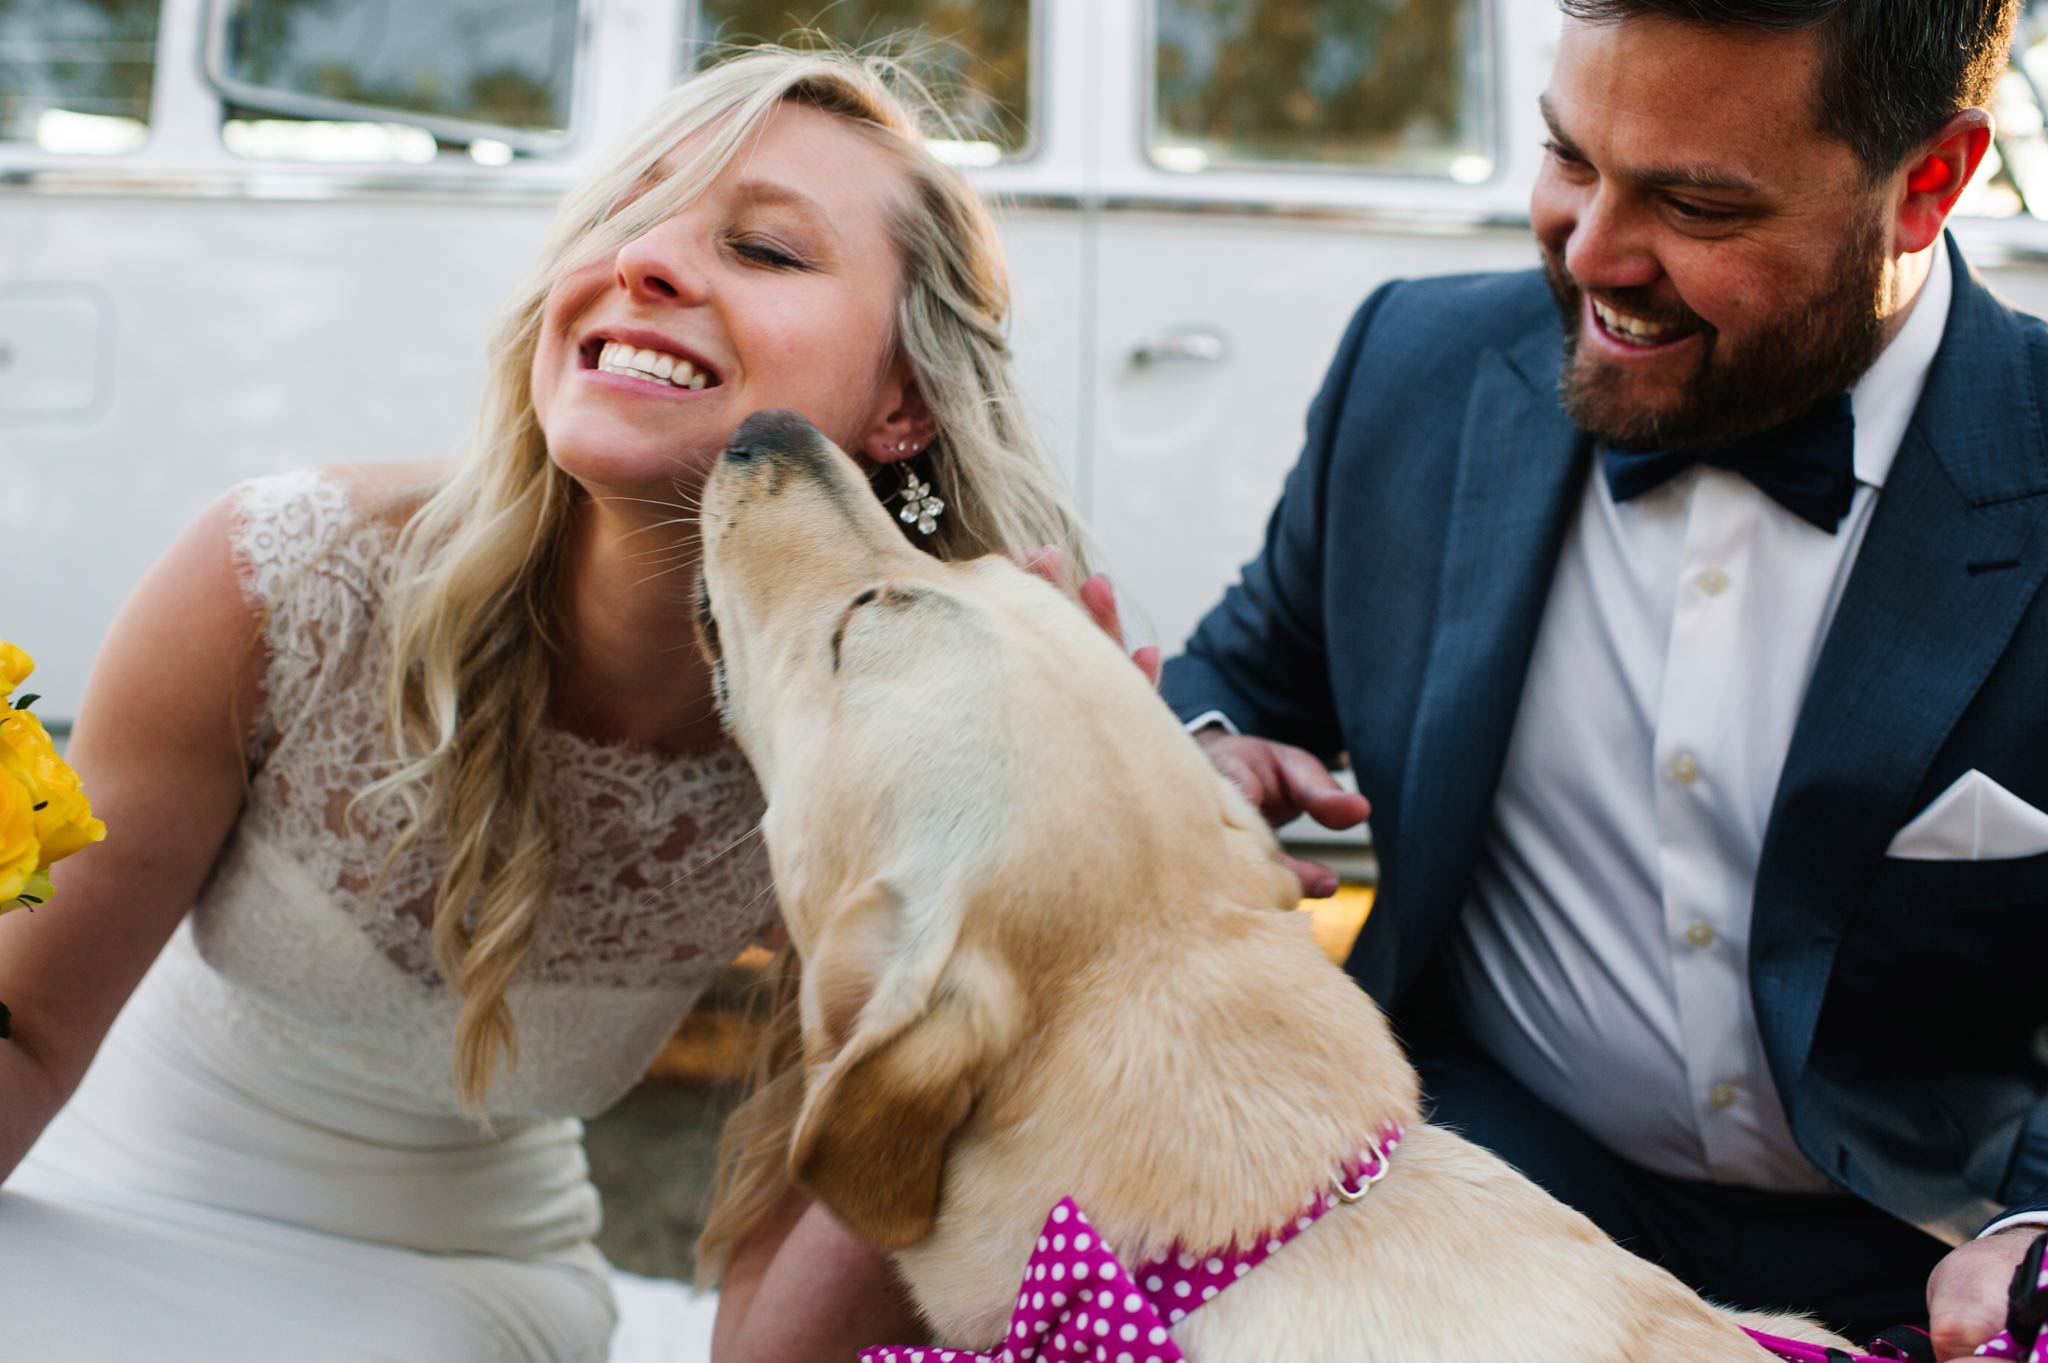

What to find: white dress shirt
left=1444, top=247, right=1953, bottom=1192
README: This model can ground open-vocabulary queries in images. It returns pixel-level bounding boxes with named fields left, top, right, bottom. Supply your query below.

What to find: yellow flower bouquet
left=0, top=641, right=107, bottom=1039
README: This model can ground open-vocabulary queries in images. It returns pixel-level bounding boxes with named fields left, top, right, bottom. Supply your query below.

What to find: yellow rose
left=0, top=642, right=107, bottom=913
left=0, top=767, right=38, bottom=907
left=0, top=642, right=31, bottom=701
left=0, top=708, right=105, bottom=869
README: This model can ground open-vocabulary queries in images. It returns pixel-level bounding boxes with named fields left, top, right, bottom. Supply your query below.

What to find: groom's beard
left=1543, top=209, right=1891, bottom=453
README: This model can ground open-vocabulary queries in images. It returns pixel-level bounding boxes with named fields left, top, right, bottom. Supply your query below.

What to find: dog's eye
left=831, top=588, right=883, bottom=670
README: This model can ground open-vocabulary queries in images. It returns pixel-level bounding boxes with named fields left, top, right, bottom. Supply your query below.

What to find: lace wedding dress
left=0, top=470, right=774, bottom=1361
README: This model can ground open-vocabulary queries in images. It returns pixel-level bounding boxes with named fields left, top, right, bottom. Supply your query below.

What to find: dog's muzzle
left=723, top=408, right=826, bottom=466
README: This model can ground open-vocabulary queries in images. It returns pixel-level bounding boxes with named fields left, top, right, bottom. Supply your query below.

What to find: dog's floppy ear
left=788, top=878, right=1022, bottom=1250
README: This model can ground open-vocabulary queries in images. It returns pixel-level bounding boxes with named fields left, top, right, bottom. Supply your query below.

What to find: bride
left=0, top=46, right=1094, bottom=1362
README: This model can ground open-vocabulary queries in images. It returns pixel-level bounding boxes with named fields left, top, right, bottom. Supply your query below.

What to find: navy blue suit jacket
left=1161, top=237, right=2048, bottom=1243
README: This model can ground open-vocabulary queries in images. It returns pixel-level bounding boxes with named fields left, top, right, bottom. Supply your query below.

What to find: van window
left=0, top=0, right=159, bottom=154
left=685, top=1, right=1034, bottom=162
left=210, top=0, right=579, bottom=156
left=1149, top=0, right=1493, bottom=182
left=1970, top=8, right=2048, bottom=219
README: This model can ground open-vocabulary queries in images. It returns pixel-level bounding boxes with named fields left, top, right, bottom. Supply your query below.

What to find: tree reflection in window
left=1973, top=3, right=2048, bottom=219
left=0, top=0, right=160, bottom=149
left=1153, top=0, right=1490, bottom=178
left=218, top=0, right=574, bottom=134
left=690, top=1, right=1032, bottom=158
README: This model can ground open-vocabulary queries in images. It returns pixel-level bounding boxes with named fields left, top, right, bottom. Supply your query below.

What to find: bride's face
left=530, top=101, right=915, bottom=504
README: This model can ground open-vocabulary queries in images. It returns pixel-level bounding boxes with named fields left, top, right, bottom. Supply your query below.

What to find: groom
left=1162, top=0, right=2048, bottom=1354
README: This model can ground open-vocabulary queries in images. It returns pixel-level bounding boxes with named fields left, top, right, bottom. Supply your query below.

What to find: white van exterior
left=10, top=0, right=2048, bottom=728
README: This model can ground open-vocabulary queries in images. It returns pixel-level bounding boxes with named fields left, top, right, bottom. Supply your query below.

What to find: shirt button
left=1707, top=1083, right=1739, bottom=1112
left=1684, top=920, right=1717, bottom=949
left=1668, top=753, right=1701, bottom=785
left=1698, top=567, right=1730, bottom=596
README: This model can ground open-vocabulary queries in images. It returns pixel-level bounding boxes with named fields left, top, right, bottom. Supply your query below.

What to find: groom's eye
left=1666, top=197, right=1744, bottom=228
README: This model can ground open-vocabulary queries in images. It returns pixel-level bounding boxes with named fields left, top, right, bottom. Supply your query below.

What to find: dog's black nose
left=725, top=409, right=822, bottom=464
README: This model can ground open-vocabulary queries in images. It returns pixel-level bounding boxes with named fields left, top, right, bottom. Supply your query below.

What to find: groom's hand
left=1193, top=729, right=1370, bottom=899
left=1930, top=1225, right=2043, bottom=1360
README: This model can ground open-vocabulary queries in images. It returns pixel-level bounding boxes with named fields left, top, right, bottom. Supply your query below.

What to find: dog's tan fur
left=699, top=410, right=1851, bottom=1361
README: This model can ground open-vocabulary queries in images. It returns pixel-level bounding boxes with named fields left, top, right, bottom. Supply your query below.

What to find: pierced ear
left=864, top=370, right=938, bottom=465
left=787, top=880, right=1021, bottom=1249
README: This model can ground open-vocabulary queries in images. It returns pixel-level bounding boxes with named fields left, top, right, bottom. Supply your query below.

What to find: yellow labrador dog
left=697, top=409, right=1849, bottom=1362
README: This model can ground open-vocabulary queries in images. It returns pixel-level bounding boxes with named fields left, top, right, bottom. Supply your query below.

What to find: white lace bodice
left=187, top=468, right=774, bottom=1121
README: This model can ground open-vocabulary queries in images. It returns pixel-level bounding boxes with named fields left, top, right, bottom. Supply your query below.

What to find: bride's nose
left=613, top=223, right=712, bottom=306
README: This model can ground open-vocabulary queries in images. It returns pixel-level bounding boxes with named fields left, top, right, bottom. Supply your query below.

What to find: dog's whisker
left=630, top=819, right=768, bottom=916
left=623, top=545, right=702, bottom=571
left=627, top=561, right=718, bottom=593
left=588, top=489, right=701, bottom=513
left=721, top=877, right=780, bottom=931
left=613, top=523, right=702, bottom=549
left=689, top=819, right=765, bottom=876
left=585, top=493, right=707, bottom=535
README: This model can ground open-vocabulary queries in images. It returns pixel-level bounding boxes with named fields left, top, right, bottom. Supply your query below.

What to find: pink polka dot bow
left=861, top=1127, right=1403, bottom=1363
left=863, top=1200, right=1187, bottom=1363
left=1974, top=1330, right=2046, bottom=1363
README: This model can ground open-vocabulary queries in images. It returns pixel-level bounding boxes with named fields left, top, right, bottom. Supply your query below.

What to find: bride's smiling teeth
left=1592, top=298, right=1682, bottom=346
left=597, top=339, right=713, bottom=389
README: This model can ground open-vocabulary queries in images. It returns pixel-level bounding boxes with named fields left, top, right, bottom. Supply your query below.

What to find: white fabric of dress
left=0, top=470, right=774, bottom=1362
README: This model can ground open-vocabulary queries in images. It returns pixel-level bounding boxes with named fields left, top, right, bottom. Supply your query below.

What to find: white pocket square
left=1886, top=770, right=2048, bottom=861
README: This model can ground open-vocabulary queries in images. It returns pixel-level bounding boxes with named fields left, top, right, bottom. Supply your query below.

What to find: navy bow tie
left=1602, top=393, right=1858, bottom=533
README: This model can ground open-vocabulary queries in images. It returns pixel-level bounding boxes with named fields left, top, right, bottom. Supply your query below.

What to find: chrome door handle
left=1127, top=326, right=1227, bottom=368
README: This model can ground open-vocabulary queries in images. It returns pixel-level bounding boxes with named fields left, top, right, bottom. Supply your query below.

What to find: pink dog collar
left=860, top=1126, right=1403, bottom=1363
left=1742, top=1326, right=1933, bottom=1362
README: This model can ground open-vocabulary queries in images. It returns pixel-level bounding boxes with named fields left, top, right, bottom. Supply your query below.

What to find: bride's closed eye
left=730, top=235, right=812, bottom=271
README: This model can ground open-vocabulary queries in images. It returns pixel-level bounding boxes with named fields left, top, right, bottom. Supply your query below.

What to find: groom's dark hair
left=1556, top=0, right=2019, bottom=177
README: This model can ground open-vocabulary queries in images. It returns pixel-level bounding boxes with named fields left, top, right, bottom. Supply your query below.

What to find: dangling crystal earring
left=896, top=452, right=944, bottom=536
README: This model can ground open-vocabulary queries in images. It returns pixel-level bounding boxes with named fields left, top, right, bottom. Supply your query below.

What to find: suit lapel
left=1368, top=328, right=1590, bottom=1000
left=1754, top=239, right=2048, bottom=1092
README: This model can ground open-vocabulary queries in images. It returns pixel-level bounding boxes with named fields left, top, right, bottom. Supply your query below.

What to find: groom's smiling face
left=1531, top=15, right=1897, bottom=453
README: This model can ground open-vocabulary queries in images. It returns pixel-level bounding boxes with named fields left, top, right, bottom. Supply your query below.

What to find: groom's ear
left=1892, top=109, right=1992, bottom=255
left=787, top=879, right=1023, bottom=1249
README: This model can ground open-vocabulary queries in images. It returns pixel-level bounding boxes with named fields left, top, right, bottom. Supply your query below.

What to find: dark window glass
left=687, top=1, right=1032, bottom=158
left=215, top=0, right=579, bottom=136
left=1152, top=0, right=1492, bottom=180
left=0, top=0, right=159, bottom=152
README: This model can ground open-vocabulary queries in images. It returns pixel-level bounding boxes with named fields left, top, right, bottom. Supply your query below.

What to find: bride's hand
left=1020, top=546, right=1162, bottom=686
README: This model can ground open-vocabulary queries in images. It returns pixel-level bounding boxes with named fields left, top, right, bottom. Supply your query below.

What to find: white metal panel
left=0, top=194, right=560, bottom=712
left=992, top=209, right=1090, bottom=493
left=1957, top=221, right=2048, bottom=316
left=0, top=287, right=107, bottom=416
left=1087, top=214, right=1539, bottom=654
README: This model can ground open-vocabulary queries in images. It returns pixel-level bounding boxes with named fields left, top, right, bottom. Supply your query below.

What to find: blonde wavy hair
left=363, top=47, right=1094, bottom=1135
